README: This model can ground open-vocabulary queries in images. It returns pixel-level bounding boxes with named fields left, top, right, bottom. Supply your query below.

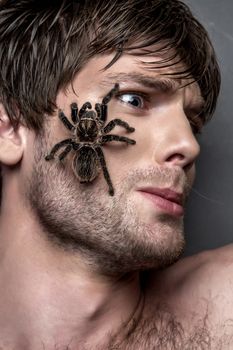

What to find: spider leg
left=103, top=119, right=135, bottom=133
left=98, top=84, right=120, bottom=124
left=95, top=102, right=108, bottom=124
left=102, top=83, right=119, bottom=105
left=95, top=103, right=101, bottom=119
left=79, top=102, right=92, bottom=118
left=59, top=110, right=75, bottom=131
left=71, top=103, right=79, bottom=123
left=59, top=144, right=73, bottom=161
left=45, top=138, right=73, bottom=160
left=100, top=134, right=136, bottom=145
left=96, top=146, right=114, bottom=196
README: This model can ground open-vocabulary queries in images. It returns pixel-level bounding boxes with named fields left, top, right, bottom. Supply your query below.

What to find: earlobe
left=0, top=104, right=24, bottom=165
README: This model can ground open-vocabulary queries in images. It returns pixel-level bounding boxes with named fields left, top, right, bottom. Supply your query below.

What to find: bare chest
left=100, top=304, right=233, bottom=350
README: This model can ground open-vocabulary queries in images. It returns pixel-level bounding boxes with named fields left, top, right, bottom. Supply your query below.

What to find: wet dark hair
left=0, top=0, right=221, bottom=201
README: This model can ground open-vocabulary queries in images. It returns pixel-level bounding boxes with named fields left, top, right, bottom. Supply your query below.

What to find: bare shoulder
left=146, top=244, right=233, bottom=334
left=180, top=243, right=233, bottom=299
left=141, top=246, right=233, bottom=348
left=192, top=244, right=233, bottom=319
left=173, top=243, right=233, bottom=289
left=154, top=243, right=233, bottom=296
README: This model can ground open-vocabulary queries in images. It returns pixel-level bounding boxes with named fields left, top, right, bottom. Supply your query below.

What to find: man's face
left=24, top=52, right=202, bottom=275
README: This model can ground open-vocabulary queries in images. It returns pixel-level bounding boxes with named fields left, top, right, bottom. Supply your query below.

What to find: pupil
left=132, top=98, right=139, bottom=107
left=121, top=94, right=142, bottom=107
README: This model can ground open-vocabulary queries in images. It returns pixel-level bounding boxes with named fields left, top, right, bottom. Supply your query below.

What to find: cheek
left=99, top=128, right=152, bottom=184
left=100, top=120, right=139, bottom=170
left=102, top=144, right=134, bottom=175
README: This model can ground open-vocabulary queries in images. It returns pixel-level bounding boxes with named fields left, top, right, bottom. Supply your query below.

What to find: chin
left=94, top=223, right=186, bottom=276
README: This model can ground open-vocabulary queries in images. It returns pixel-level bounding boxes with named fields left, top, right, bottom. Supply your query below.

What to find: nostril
left=166, top=153, right=184, bottom=163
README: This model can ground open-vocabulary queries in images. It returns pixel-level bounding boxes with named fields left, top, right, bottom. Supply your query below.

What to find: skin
left=0, top=52, right=233, bottom=349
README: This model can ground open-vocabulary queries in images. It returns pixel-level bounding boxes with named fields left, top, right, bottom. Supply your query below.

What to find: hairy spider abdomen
left=77, top=118, right=98, bottom=141
left=72, top=146, right=100, bottom=182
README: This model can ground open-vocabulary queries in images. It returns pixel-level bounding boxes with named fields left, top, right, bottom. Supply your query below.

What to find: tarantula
left=45, top=83, right=136, bottom=196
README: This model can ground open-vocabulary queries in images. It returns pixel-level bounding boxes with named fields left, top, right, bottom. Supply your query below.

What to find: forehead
left=75, top=52, right=203, bottom=100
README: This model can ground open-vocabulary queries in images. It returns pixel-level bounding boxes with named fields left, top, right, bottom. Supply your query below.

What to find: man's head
left=0, top=0, right=220, bottom=275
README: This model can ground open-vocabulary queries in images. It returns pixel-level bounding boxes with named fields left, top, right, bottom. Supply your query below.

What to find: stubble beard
left=25, top=132, right=187, bottom=276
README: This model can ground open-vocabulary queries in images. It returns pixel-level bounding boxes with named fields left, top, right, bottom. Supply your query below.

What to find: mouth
left=137, top=187, right=184, bottom=217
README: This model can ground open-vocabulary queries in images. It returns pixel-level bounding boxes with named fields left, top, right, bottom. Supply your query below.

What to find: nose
left=154, top=114, right=200, bottom=170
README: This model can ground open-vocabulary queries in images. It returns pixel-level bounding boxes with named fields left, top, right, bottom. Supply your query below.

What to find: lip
left=137, top=187, right=184, bottom=217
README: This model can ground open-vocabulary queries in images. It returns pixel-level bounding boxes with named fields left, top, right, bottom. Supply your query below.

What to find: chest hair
left=96, top=303, right=233, bottom=350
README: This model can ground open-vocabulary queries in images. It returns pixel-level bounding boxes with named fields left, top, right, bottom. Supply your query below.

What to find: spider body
left=73, top=145, right=100, bottom=182
left=76, top=111, right=99, bottom=142
left=45, top=84, right=136, bottom=196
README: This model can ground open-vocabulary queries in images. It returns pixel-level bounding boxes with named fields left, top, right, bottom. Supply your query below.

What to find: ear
left=0, top=104, right=25, bottom=165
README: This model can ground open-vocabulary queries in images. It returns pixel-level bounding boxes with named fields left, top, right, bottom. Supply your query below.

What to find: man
left=0, top=0, right=231, bottom=349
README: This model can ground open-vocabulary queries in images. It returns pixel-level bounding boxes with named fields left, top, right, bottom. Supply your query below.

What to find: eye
left=117, top=92, right=146, bottom=109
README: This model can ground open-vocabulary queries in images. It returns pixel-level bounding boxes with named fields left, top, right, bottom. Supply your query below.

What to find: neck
left=0, top=194, right=143, bottom=349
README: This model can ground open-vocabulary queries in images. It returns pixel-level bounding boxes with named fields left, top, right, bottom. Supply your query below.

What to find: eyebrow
left=102, top=72, right=182, bottom=93
left=102, top=72, right=205, bottom=110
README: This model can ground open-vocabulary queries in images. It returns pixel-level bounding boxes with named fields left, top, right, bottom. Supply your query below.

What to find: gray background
left=184, top=0, right=233, bottom=256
